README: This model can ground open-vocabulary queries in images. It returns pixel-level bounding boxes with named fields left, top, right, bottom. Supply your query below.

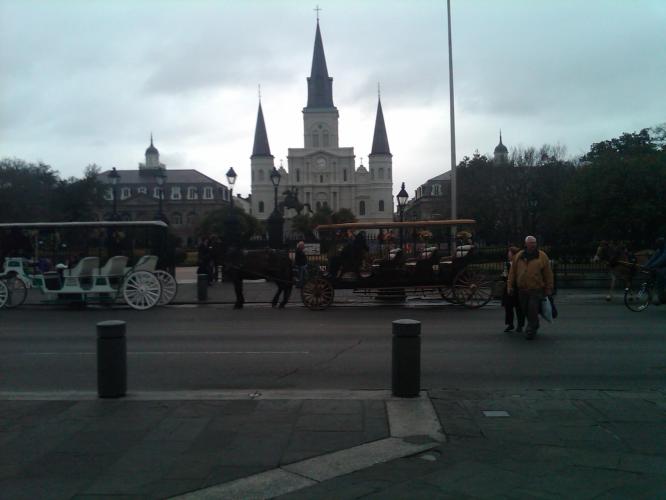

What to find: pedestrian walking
left=502, top=245, right=525, bottom=333
left=507, top=236, right=554, bottom=340
left=294, top=241, right=308, bottom=288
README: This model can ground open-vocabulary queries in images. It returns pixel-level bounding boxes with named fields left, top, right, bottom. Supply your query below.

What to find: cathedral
left=250, top=19, right=394, bottom=224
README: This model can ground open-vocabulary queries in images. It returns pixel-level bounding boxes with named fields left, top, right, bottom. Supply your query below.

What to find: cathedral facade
left=250, top=20, right=394, bottom=224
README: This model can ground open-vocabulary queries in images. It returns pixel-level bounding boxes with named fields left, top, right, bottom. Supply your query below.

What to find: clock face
left=315, top=158, right=327, bottom=170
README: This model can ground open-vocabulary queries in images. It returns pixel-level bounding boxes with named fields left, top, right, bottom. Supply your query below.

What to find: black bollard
left=392, top=319, right=421, bottom=398
left=97, top=320, right=127, bottom=398
left=197, top=273, right=208, bottom=301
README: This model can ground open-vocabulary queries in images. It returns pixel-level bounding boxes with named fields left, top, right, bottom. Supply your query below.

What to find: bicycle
left=623, top=268, right=657, bottom=312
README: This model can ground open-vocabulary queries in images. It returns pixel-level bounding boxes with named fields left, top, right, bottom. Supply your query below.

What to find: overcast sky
left=1, top=0, right=665, bottom=197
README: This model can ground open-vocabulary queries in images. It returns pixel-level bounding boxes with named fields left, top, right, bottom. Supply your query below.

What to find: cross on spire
left=314, top=5, right=322, bottom=22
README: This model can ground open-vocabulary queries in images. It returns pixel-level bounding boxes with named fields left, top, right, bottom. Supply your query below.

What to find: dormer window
left=153, top=187, right=162, bottom=199
left=137, top=186, right=147, bottom=195
left=187, top=187, right=198, bottom=200
left=170, top=186, right=182, bottom=200
left=203, top=187, right=213, bottom=199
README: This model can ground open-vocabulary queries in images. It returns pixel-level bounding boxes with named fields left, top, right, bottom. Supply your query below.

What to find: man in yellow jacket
left=507, top=235, right=554, bottom=340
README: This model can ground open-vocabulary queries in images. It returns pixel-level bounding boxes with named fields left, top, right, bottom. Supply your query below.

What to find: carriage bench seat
left=62, top=257, right=99, bottom=289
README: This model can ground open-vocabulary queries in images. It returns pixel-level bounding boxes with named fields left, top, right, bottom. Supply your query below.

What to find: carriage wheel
left=154, top=270, right=178, bottom=305
left=0, top=281, right=8, bottom=309
left=438, top=286, right=459, bottom=304
left=623, top=284, right=650, bottom=312
left=453, top=269, right=493, bottom=309
left=301, top=277, right=334, bottom=310
left=2, top=274, right=28, bottom=308
left=122, top=270, right=162, bottom=310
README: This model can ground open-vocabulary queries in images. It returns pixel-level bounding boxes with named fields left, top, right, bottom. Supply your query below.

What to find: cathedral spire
left=252, top=102, right=273, bottom=158
left=306, top=20, right=334, bottom=109
left=370, top=96, right=391, bottom=156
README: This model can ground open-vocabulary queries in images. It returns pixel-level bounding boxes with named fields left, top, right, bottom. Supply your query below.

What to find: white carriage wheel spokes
left=123, top=271, right=162, bottom=310
left=154, top=270, right=178, bottom=305
left=624, top=285, right=650, bottom=312
left=0, top=281, right=8, bottom=308
left=3, top=276, right=28, bottom=308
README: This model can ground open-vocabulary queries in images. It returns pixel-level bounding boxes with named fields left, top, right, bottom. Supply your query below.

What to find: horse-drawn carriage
left=0, top=221, right=177, bottom=310
left=300, top=219, right=495, bottom=310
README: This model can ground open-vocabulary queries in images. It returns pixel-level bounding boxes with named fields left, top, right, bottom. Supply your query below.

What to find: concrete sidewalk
left=1, top=388, right=664, bottom=499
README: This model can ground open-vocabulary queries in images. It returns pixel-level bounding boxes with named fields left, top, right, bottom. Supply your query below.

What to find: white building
left=250, top=20, right=394, bottom=224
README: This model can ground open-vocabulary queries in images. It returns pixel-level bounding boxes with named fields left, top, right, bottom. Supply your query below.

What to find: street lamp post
left=226, top=167, right=237, bottom=210
left=396, top=182, right=409, bottom=249
left=225, top=167, right=239, bottom=247
left=267, top=167, right=284, bottom=249
left=108, top=167, right=120, bottom=220
left=155, top=169, right=167, bottom=221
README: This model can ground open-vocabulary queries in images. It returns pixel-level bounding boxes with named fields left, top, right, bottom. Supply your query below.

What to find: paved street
left=1, top=285, right=664, bottom=392
left=1, top=286, right=665, bottom=499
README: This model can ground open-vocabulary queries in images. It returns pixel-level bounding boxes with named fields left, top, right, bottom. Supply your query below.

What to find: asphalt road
left=1, top=297, right=664, bottom=392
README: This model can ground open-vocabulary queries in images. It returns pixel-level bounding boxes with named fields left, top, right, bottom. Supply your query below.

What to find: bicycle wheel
left=2, top=275, right=28, bottom=308
left=624, top=283, right=650, bottom=312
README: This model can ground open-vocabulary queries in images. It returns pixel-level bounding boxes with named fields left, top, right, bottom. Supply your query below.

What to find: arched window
left=259, top=201, right=265, bottom=213
left=379, top=200, right=385, bottom=212
left=296, top=169, right=300, bottom=182
left=343, top=169, right=347, bottom=182
left=312, top=132, right=319, bottom=147
left=359, top=201, right=366, bottom=216
left=323, top=131, right=329, bottom=147
left=379, top=168, right=384, bottom=179
left=187, top=212, right=196, bottom=224
left=172, top=212, right=182, bottom=225
left=316, top=201, right=322, bottom=210
left=320, top=175, right=324, bottom=183
left=259, top=170, right=265, bottom=182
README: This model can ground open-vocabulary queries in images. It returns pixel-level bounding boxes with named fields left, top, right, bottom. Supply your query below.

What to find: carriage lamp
left=108, top=168, right=121, bottom=220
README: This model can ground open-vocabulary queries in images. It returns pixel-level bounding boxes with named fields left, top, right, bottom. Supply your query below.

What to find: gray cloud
left=1, top=0, right=665, bottom=197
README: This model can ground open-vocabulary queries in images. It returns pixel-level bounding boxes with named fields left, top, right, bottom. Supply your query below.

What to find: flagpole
left=447, top=0, right=458, bottom=254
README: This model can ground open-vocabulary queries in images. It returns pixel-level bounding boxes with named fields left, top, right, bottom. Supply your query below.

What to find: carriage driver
left=646, top=237, right=666, bottom=304
left=507, top=235, right=554, bottom=340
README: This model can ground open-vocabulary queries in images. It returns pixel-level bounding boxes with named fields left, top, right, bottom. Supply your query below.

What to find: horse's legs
left=271, top=285, right=281, bottom=308
left=279, top=283, right=293, bottom=308
left=606, top=272, right=615, bottom=301
left=233, top=275, right=244, bottom=309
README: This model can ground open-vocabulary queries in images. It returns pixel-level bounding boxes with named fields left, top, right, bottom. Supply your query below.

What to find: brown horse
left=225, top=249, right=294, bottom=309
left=593, top=241, right=635, bottom=301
